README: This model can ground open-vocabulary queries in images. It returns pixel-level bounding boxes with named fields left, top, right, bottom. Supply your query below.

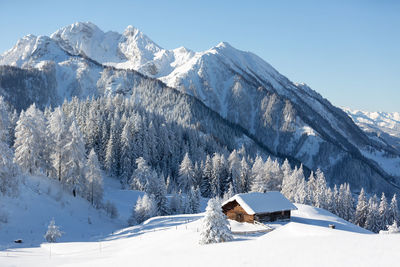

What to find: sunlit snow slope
left=3, top=204, right=400, bottom=267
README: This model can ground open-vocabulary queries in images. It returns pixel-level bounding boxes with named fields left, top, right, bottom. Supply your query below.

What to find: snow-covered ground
left=2, top=192, right=400, bottom=267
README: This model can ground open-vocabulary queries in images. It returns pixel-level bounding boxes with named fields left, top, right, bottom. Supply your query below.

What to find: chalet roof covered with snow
left=222, top=192, right=298, bottom=215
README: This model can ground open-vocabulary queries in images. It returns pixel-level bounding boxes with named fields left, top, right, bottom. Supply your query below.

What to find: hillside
left=2, top=202, right=399, bottom=267
left=0, top=22, right=399, bottom=196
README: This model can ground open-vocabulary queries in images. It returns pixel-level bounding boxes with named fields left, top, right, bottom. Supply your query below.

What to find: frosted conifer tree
left=199, top=198, right=233, bottom=245
left=120, top=119, right=134, bottom=186
left=379, top=193, right=389, bottom=230
left=64, top=121, right=87, bottom=197
left=228, top=150, right=241, bottom=193
left=250, top=156, right=264, bottom=191
left=294, top=176, right=308, bottom=204
left=239, top=157, right=250, bottom=193
left=314, top=169, right=327, bottom=209
left=169, top=191, right=182, bottom=215
left=354, top=188, right=368, bottom=228
left=223, top=183, right=235, bottom=202
left=325, top=187, right=334, bottom=212
left=343, top=184, right=355, bottom=222
left=130, top=157, right=152, bottom=191
left=388, top=194, right=399, bottom=225
left=281, top=159, right=292, bottom=180
left=200, top=155, right=213, bottom=197
left=178, top=153, right=195, bottom=193
left=85, top=149, right=103, bottom=208
left=0, top=138, right=18, bottom=196
left=210, top=154, right=222, bottom=197
left=44, top=218, right=63, bottom=243
left=307, top=171, right=316, bottom=206
left=14, top=104, right=47, bottom=175
left=153, top=174, right=169, bottom=216
left=187, top=186, right=200, bottom=214
left=365, top=195, right=380, bottom=233
left=387, top=221, right=400, bottom=234
left=48, top=107, right=69, bottom=182
left=133, top=194, right=157, bottom=224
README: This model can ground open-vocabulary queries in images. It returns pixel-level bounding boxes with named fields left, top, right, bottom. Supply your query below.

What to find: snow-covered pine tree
left=294, top=175, right=308, bottom=204
left=104, top=132, right=117, bottom=176
left=130, top=157, right=152, bottom=191
left=365, top=195, right=380, bottom=233
left=48, top=107, right=69, bottom=182
left=379, top=192, right=390, bottom=230
left=120, top=118, right=135, bottom=186
left=325, top=187, right=335, bottom=213
left=269, top=159, right=283, bottom=191
left=331, top=184, right=340, bottom=216
left=44, top=218, right=63, bottom=243
left=239, top=157, right=251, bottom=193
left=281, top=158, right=292, bottom=179
left=153, top=173, right=169, bottom=216
left=187, top=186, right=200, bottom=214
left=314, top=169, right=328, bottom=209
left=354, top=188, right=368, bottom=228
left=133, top=194, right=157, bottom=224
left=14, top=104, right=47, bottom=175
left=199, top=198, right=233, bottom=245
left=336, top=184, right=346, bottom=219
left=166, top=175, right=175, bottom=194
left=85, top=149, right=103, bottom=208
left=63, top=120, right=87, bottom=197
left=250, top=155, right=264, bottom=192
left=0, top=96, right=11, bottom=146
left=177, top=153, right=195, bottom=193
left=343, top=184, right=355, bottom=222
left=223, top=183, right=235, bottom=202
left=200, top=155, right=213, bottom=197
left=228, top=150, right=241, bottom=193
left=0, top=136, right=18, bottom=196
left=387, top=221, right=400, bottom=234
left=169, top=191, right=182, bottom=215
left=193, top=162, right=202, bottom=189
left=388, top=194, right=399, bottom=225
left=210, top=154, right=222, bottom=197
left=306, top=171, right=316, bottom=206
left=216, top=154, right=229, bottom=196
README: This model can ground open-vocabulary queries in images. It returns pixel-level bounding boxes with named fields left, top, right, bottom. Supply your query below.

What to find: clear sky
left=0, top=0, right=399, bottom=112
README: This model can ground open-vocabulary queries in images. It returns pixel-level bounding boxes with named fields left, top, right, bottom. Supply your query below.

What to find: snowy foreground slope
left=2, top=201, right=400, bottom=267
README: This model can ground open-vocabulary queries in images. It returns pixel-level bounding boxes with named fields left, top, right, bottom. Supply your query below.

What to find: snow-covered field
left=2, top=183, right=400, bottom=267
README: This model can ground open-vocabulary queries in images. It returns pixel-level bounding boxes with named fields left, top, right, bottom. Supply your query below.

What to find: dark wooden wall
left=222, top=200, right=291, bottom=223
left=255, top=210, right=291, bottom=222
left=222, top=200, right=254, bottom=223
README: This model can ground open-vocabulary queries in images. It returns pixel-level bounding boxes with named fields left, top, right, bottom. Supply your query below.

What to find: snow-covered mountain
left=344, top=108, right=400, bottom=150
left=1, top=22, right=400, bottom=195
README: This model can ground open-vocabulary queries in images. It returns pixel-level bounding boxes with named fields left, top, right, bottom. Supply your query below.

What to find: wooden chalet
left=221, top=192, right=297, bottom=223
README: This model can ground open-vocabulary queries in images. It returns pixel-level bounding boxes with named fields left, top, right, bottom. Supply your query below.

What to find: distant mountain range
left=344, top=108, right=400, bottom=152
left=1, top=22, right=399, bottom=195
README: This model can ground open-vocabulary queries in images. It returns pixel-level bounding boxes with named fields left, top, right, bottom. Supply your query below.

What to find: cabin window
left=236, top=213, right=244, bottom=222
left=281, top=211, right=285, bottom=215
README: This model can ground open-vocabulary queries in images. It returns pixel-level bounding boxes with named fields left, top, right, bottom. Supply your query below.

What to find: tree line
left=0, top=93, right=398, bottom=233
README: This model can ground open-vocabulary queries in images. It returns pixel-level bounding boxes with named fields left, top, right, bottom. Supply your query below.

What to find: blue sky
left=0, top=0, right=399, bottom=112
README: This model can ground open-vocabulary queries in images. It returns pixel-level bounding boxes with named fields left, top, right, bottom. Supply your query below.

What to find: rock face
left=1, top=22, right=399, bottom=195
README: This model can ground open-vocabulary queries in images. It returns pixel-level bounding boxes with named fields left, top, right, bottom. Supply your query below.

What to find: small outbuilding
left=221, top=192, right=297, bottom=223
